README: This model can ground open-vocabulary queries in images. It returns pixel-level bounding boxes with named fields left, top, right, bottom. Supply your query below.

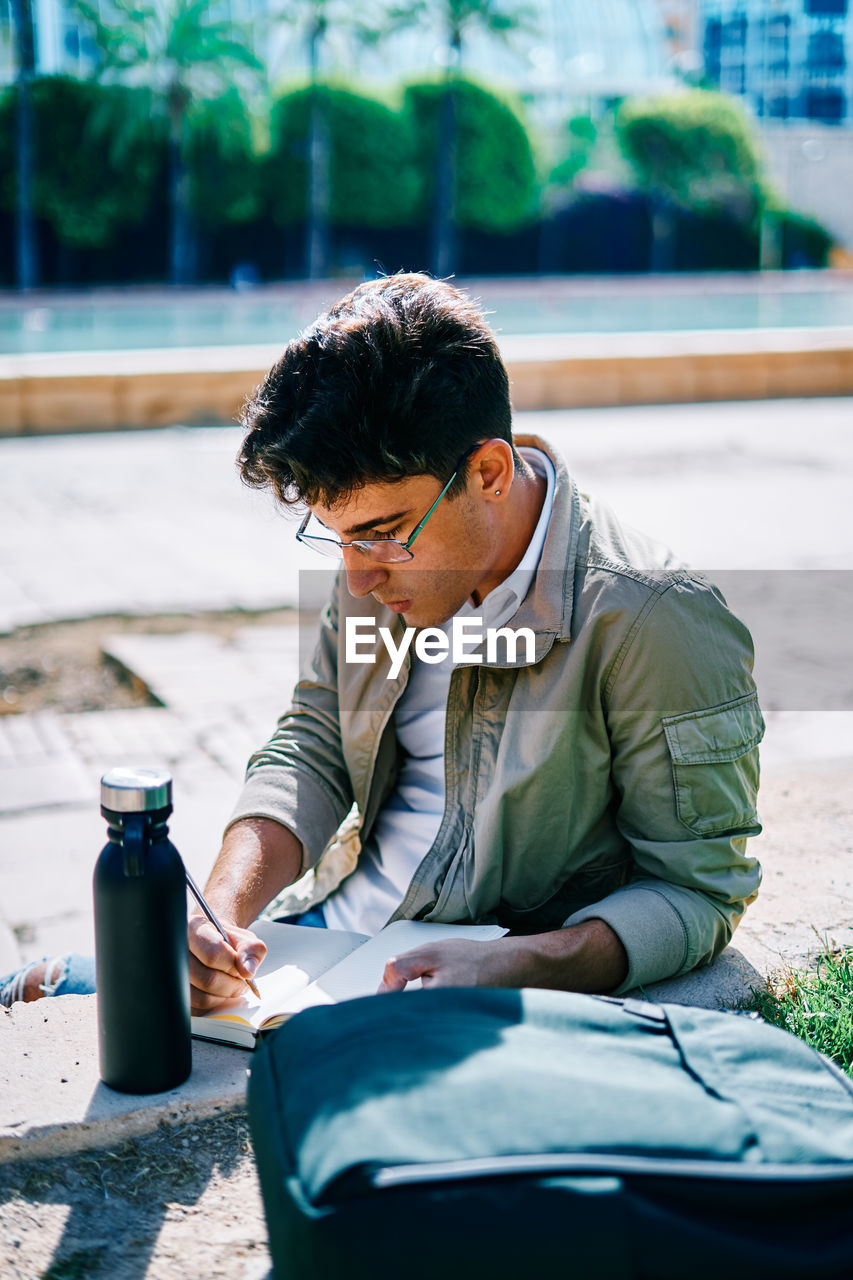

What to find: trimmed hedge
left=615, top=89, right=763, bottom=219
left=266, top=83, right=422, bottom=228
left=404, top=76, right=538, bottom=232
left=187, top=88, right=264, bottom=227
left=264, top=76, right=537, bottom=234
left=0, top=74, right=834, bottom=282
left=0, top=75, right=163, bottom=248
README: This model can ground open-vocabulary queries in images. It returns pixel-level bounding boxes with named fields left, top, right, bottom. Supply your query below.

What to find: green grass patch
left=747, top=946, right=853, bottom=1077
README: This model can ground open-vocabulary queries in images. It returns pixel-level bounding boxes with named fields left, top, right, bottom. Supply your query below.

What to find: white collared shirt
left=322, top=447, right=557, bottom=935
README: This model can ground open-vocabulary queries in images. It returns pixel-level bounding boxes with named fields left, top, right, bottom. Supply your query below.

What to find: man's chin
left=377, top=597, right=414, bottom=618
left=379, top=602, right=445, bottom=629
left=375, top=594, right=463, bottom=629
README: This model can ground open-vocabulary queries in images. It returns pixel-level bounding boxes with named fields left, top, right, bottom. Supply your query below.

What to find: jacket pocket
left=662, top=692, right=764, bottom=838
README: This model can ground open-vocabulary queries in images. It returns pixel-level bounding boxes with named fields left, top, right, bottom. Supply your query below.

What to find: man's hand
left=188, top=913, right=267, bottom=1015
left=378, top=919, right=628, bottom=995
left=186, top=816, right=304, bottom=1013
left=378, top=938, right=517, bottom=991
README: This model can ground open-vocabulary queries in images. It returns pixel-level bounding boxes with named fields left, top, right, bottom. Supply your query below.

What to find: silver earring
left=494, top=489, right=501, bottom=496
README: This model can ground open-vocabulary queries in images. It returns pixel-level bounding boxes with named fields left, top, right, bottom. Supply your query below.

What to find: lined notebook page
left=284, top=920, right=508, bottom=1012
left=213, top=919, right=368, bottom=1031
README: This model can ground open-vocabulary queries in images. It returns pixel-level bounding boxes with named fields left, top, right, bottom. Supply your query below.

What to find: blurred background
left=2, top=0, right=853, bottom=292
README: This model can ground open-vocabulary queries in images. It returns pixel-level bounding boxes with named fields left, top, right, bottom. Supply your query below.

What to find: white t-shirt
left=322, top=447, right=557, bottom=936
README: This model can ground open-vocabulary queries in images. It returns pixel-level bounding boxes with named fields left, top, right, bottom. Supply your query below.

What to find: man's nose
left=342, top=549, right=389, bottom=599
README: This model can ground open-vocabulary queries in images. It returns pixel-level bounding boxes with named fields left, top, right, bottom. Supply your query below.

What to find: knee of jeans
left=39, top=956, right=70, bottom=996
left=45, top=954, right=97, bottom=997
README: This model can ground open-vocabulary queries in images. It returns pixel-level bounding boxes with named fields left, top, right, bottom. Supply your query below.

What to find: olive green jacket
left=228, top=435, right=764, bottom=993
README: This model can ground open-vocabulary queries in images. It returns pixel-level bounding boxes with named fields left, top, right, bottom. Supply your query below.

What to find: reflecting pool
left=2, top=274, right=852, bottom=356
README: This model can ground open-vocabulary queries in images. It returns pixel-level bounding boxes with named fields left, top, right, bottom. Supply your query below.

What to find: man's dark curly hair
left=237, top=273, right=516, bottom=509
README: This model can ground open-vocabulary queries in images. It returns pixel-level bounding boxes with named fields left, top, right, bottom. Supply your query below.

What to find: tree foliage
left=384, top=0, right=535, bottom=57
left=0, top=75, right=162, bottom=247
left=615, top=89, right=763, bottom=221
left=74, top=0, right=262, bottom=111
left=186, top=88, right=263, bottom=227
left=2, top=65, right=832, bottom=281
left=549, top=115, right=597, bottom=190
left=266, top=83, right=422, bottom=228
left=404, top=76, right=537, bottom=232
left=773, top=208, right=834, bottom=268
left=73, top=0, right=262, bottom=281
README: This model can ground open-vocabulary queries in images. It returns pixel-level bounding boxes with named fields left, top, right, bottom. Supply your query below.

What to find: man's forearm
left=204, top=817, right=304, bottom=928
left=379, top=918, right=629, bottom=995
left=507, top=919, right=628, bottom=993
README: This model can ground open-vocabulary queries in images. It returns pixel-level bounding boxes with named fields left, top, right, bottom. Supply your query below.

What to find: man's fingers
left=188, top=952, right=247, bottom=1003
left=377, top=949, right=434, bottom=993
left=376, top=938, right=498, bottom=993
left=189, top=915, right=266, bottom=972
left=188, top=916, right=236, bottom=972
left=190, top=980, right=245, bottom=1015
left=187, top=914, right=267, bottom=1008
left=377, top=958, right=408, bottom=993
left=235, top=936, right=266, bottom=982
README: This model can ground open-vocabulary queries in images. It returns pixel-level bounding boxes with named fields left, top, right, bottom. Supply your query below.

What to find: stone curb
left=0, top=996, right=248, bottom=1165
left=3, top=328, right=853, bottom=434
left=0, top=945, right=768, bottom=1167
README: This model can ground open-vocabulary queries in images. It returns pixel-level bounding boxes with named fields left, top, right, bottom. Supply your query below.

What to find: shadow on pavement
left=0, top=1112, right=269, bottom=1280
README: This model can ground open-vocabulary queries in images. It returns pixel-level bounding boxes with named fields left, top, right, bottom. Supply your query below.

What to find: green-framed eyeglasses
left=296, top=451, right=474, bottom=564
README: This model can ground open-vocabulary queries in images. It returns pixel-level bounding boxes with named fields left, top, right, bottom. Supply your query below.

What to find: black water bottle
left=94, top=767, right=192, bottom=1093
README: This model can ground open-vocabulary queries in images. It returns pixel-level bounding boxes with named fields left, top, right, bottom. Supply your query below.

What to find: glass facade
left=1, top=0, right=676, bottom=124
left=700, top=0, right=853, bottom=124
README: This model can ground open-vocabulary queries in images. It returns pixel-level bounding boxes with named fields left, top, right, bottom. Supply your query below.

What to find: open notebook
left=191, top=917, right=508, bottom=1049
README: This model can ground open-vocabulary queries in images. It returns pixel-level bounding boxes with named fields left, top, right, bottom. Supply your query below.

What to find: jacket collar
left=506, top=434, right=578, bottom=650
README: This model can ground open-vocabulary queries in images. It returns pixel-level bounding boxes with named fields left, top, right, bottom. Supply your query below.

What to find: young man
left=187, top=272, right=764, bottom=1015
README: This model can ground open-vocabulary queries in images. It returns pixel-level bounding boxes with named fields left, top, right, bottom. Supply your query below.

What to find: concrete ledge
left=637, top=946, right=765, bottom=1009
left=503, top=327, right=853, bottom=411
left=0, top=996, right=248, bottom=1165
left=0, top=943, right=765, bottom=1165
left=1, top=328, right=852, bottom=435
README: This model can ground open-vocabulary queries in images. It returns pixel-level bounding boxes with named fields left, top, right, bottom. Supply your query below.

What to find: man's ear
left=469, top=439, right=514, bottom=498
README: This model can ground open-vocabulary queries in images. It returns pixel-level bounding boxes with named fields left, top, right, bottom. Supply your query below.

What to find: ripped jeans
left=0, top=904, right=327, bottom=1003
left=0, top=953, right=97, bottom=1004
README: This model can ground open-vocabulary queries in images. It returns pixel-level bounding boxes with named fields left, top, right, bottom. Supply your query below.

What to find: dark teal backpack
left=248, top=987, right=853, bottom=1279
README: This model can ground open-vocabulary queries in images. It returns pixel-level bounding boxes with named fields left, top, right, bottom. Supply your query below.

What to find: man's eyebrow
left=343, top=509, right=412, bottom=537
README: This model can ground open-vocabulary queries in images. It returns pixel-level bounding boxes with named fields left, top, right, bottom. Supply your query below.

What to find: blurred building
left=345, top=1, right=676, bottom=128
left=700, top=0, right=853, bottom=126
left=695, top=2, right=853, bottom=252
left=2, top=0, right=677, bottom=126
left=7, top=0, right=851, bottom=132
left=1, top=0, right=100, bottom=78
left=654, top=0, right=702, bottom=61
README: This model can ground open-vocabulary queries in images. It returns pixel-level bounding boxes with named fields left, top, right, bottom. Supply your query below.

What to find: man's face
left=310, top=471, right=496, bottom=628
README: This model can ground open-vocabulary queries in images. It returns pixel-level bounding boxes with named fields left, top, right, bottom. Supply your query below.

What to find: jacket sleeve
left=225, top=569, right=355, bottom=874
left=564, top=573, right=764, bottom=994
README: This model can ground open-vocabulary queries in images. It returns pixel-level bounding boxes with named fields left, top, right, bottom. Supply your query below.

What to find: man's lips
left=376, top=598, right=412, bottom=613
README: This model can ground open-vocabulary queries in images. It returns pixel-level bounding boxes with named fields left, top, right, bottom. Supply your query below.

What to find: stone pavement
left=3, top=397, right=853, bottom=634
left=1, top=398, right=852, bottom=1168
left=1, top=997, right=249, bottom=1164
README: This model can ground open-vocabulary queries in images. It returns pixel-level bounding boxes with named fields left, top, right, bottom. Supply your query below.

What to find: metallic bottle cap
left=100, top=767, right=172, bottom=813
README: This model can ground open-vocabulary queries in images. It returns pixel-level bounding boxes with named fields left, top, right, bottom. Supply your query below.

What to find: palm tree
left=75, top=0, right=262, bottom=286
left=305, top=1, right=331, bottom=279
left=269, top=0, right=390, bottom=278
left=388, top=0, right=532, bottom=276
left=9, top=0, right=38, bottom=290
